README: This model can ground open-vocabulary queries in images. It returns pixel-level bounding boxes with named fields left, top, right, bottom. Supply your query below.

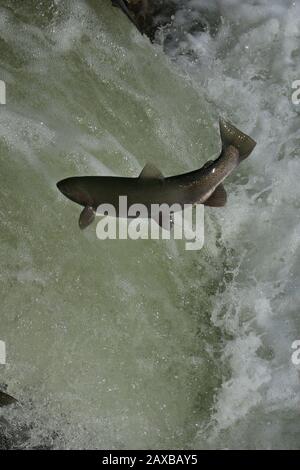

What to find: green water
left=2, top=0, right=300, bottom=450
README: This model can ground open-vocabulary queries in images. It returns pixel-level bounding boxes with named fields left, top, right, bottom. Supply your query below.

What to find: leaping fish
left=57, top=120, right=256, bottom=230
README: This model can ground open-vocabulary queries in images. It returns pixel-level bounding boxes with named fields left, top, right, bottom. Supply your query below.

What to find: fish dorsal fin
left=204, top=183, right=227, bottom=207
left=79, top=206, right=95, bottom=230
left=139, top=163, right=164, bottom=180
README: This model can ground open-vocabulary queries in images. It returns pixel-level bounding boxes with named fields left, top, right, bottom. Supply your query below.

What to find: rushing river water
left=0, top=0, right=299, bottom=449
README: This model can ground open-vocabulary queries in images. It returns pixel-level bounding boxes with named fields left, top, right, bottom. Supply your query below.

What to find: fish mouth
left=57, top=179, right=71, bottom=196
left=56, top=180, right=64, bottom=192
left=56, top=179, right=93, bottom=207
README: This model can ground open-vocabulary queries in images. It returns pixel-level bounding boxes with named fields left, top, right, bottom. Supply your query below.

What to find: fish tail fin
left=219, top=119, right=256, bottom=161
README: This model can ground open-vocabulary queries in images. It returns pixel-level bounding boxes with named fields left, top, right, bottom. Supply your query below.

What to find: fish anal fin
left=139, top=163, right=164, bottom=180
left=79, top=206, right=95, bottom=230
left=204, top=183, right=227, bottom=207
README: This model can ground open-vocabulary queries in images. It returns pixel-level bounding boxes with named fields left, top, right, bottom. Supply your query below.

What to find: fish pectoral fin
left=204, top=183, right=227, bottom=207
left=139, top=163, right=164, bottom=180
left=79, top=206, right=95, bottom=230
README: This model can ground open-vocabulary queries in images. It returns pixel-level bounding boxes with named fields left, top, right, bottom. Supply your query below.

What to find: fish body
left=57, top=120, right=256, bottom=229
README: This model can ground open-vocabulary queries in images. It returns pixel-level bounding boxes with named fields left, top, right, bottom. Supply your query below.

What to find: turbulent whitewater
left=0, top=0, right=299, bottom=449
